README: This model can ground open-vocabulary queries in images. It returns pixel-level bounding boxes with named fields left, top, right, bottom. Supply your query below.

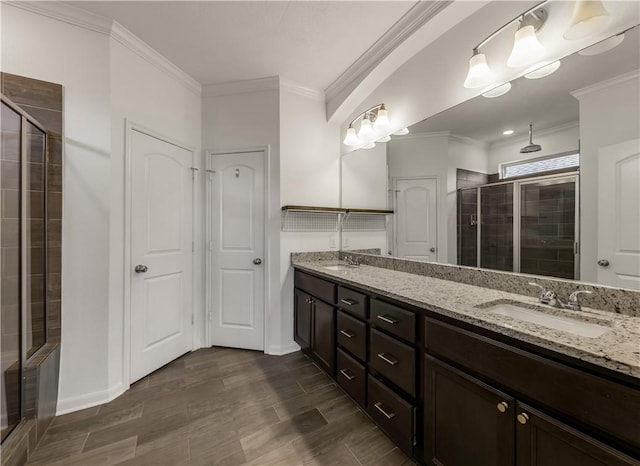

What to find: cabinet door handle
left=340, top=329, right=355, bottom=339
left=374, top=402, right=396, bottom=420
left=339, top=369, right=356, bottom=381
left=377, top=315, right=398, bottom=324
left=517, top=413, right=529, bottom=425
left=340, top=298, right=358, bottom=306
left=497, top=401, right=509, bottom=413
left=377, top=353, right=398, bottom=366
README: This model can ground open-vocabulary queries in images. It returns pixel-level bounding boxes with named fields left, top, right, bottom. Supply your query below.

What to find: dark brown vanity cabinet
left=294, top=271, right=337, bottom=375
left=424, top=318, right=639, bottom=466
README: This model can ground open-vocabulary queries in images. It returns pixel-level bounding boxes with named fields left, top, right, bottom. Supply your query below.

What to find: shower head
left=520, top=123, right=542, bottom=153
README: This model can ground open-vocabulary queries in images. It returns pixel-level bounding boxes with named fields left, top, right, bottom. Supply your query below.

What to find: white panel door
left=598, top=139, right=640, bottom=290
left=209, top=151, right=265, bottom=350
left=130, top=130, right=193, bottom=382
left=395, top=178, right=438, bottom=261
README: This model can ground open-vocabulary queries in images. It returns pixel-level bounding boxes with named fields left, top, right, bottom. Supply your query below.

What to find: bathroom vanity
left=292, top=257, right=640, bottom=465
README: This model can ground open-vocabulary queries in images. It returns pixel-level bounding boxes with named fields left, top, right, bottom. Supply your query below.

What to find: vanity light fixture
left=578, top=32, right=624, bottom=56
left=343, top=103, right=394, bottom=147
left=393, top=127, right=410, bottom=136
left=463, top=49, right=495, bottom=89
left=377, top=135, right=391, bottom=142
left=564, top=0, right=611, bottom=40
left=362, top=142, right=376, bottom=149
left=524, top=60, right=561, bottom=79
left=507, top=21, right=546, bottom=68
left=482, top=82, right=512, bottom=98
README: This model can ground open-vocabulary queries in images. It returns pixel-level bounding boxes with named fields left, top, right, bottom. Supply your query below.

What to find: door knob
left=134, top=265, right=148, bottom=273
left=597, top=259, right=610, bottom=267
left=253, top=258, right=262, bottom=265
left=430, top=248, right=436, bottom=253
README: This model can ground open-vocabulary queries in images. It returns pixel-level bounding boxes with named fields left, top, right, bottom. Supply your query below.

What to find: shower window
left=1, top=98, right=48, bottom=442
left=500, top=152, right=579, bottom=179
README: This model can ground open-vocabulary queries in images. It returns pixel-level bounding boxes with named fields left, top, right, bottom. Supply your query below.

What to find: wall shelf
left=281, top=205, right=393, bottom=233
left=281, top=205, right=393, bottom=215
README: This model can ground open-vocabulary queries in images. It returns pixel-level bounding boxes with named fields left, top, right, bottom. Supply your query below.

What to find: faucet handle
left=529, top=282, right=555, bottom=305
left=568, top=290, right=592, bottom=309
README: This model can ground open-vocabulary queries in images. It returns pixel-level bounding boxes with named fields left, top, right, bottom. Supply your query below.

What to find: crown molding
left=110, top=22, right=201, bottom=96
left=202, top=77, right=280, bottom=98
left=449, top=133, right=488, bottom=149
left=325, top=1, right=451, bottom=105
left=5, top=0, right=113, bottom=34
left=280, top=79, right=325, bottom=102
left=393, top=131, right=451, bottom=141
left=571, top=70, right=640, bottom=99
left=489, top=121, right=579, bottom=149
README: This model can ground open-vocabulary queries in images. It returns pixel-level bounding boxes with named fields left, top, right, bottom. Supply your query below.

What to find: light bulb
left=358, top=116, right=375, bottom=140
left=524, top=60, right=561, bottom=79
left=578, top=34, right=624, bottom=56
left=463, top=50, right=494, bottom=89
left=343, top=126, right=359, bottom=146
left=373, top=105, right=390, bottom=131
left=362, top=142, right=376, bottom=149
left=393, top=128, right=409, bottom=136
left=377, top=135, right=391, bottom=142
left=482, top=83, right=512, bottom=98
left=564, top=0, right=611, bottom=40
left=507, top=24, right=546, bottom=68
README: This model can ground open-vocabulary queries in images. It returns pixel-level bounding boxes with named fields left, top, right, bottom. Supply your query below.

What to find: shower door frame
left=475, top=171, right=580, bottom=279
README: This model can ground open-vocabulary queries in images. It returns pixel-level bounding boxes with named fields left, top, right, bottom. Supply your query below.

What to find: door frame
left=204, top=147, right=270, bottom=351
left=123, top=119, right=198, bottom=389
left=390, top=175, right=439, bottom=260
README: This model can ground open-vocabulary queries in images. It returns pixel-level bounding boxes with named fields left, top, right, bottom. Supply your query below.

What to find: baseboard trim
left=56, top=383, right=125, bottom=416
left=266, top=342, right=300, bottom=356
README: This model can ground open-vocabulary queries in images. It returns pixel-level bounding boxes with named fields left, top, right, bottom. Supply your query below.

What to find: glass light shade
left=362, top=142, right=376, bottom=149
left=578, top=34, right=624, bottom=56
left=507, top=25, right=546, bottom=68
left=358, top=116, right=375, bottom=140
left=482, top=82, right=512, bottom=98
left=393, top=127, right=410, bottom=136
left=463, top=52, right=494, bottom=89
left=564, top=0, right=611, bottom=40
left=373, top=107, right=390, bottom=130
left=377, top=135, right=391, bottom=142
left=343, top=126, right=359, bottom=146
left=524, top=60, right=561, bottom=79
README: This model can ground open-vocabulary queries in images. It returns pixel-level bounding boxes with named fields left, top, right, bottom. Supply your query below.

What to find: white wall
left=487, top=123, right=579, bottom=174
left=341, top=144, right=387, bottom=209
left=2, top=4, right=113, bottom=411
left=279, top=85, right=341, bottom=353
left=108, top=30, right=201, bottom=400
left=575, top=72, right=640, bottom=283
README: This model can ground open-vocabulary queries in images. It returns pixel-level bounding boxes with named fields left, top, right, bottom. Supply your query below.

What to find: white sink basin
left=323, top=265, right=357, bottom=271
left=488, top=303, right=610, bottom=338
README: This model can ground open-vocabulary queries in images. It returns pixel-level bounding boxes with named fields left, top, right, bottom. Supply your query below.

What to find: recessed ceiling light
left=503, top=130, right=515, bottom=136
left=524, top=60, right=561, bottom=79
left=482, top=82, right=512, bottom=98
left=578, top=33, right=625, bottom=56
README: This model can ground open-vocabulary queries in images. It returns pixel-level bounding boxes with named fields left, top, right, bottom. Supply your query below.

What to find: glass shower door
left=519, top=176, right=578, bottom=279
left=479, top=183, right=514, bottom=272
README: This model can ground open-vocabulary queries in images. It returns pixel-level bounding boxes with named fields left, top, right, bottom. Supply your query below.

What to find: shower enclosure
left=457, top=172, right=579, bottom=280
left=1, top=98, right=48, bottom=442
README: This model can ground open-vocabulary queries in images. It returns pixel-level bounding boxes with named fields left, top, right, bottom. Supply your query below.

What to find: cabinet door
left=294, top=288, right=312, bottom=350
left=516, top=403, right=638, bottom=466
left=424, top=355, right=515, bottom=466
left=312, top=299, right=335, bottom=375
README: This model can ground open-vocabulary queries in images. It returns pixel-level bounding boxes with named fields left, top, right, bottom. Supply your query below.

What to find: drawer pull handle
left=517, top=413, right=529, bottom=425
left=374, top=402, right=396, bottom=420
left=497, top=401, right=509, bottom=413
left=377, top=353, right=398, bottom=366
left=377, top=315, right=398, bottom=324
left=340, top=298, right=358, bottom=306
left=339, top=369, right=356, bottom=381
left=340, top=329, right=355, bottom=339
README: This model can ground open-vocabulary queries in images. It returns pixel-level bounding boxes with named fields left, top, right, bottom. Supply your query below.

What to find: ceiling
left=68, top=1, right=416, bottom=90
left=409, top=26, right=640, bottom=145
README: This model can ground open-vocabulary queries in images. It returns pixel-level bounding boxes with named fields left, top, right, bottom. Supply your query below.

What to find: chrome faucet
left=529, top=282, right=593, bottom=311
left=344, top=255, right=360, bottom=266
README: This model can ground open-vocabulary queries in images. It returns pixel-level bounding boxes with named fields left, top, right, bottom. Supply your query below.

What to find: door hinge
left=190, top=167, right=198, bottom=180
left=191, top=314, right=194, bottom=325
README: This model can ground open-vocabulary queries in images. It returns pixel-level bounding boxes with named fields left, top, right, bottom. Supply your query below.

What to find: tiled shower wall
left=1, top=73, right=62, bottom=466
left=456, top=169, right=488, bottom=267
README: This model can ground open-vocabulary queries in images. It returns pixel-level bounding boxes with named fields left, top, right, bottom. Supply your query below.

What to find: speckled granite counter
left=292, top=259, right=640, bottom=380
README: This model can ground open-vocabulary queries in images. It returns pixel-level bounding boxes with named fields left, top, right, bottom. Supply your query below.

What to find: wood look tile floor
left=27, top=348, right=414, bottom=466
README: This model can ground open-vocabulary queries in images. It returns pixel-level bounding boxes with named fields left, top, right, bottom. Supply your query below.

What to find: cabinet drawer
left=370, top=328, right=416, bottom=397
left=337, top=286, right=367, bottom=319
left=368, top=375, right=414, bottom=455
left=337, top=349, right=366, bottom=408
left=426, top=318, right=640, bottom=454
left=337, top=311, right=367, bottom=362
left=294, top=270, right=336, bottom=304
left=371, top=299, right=415, bottom=343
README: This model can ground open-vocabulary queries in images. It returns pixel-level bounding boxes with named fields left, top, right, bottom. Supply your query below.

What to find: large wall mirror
left=341, top=25, right=640, bottom=290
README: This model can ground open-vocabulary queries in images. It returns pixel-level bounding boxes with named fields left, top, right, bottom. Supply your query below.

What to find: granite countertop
left=293, top=259, right=640, bottom=380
